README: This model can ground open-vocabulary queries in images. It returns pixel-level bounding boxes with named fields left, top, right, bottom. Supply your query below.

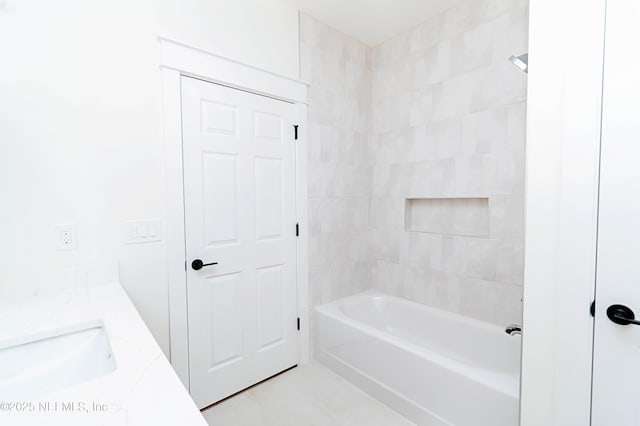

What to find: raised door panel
left=205, top=273, right=244, bottom=369
left=256, top=265, right=285, bottom=351
left=202, top=153, right=240, bottom=247
left=201, top=101, right=239, bottom=136
left=254, top=111, right=283, bottom=144
left=254, top=157, right=284, bottom=241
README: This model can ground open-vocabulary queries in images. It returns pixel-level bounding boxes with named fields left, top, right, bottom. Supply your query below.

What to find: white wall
left=0, top=0, right=299, bottom=356
left=157, top=0, right=299, bottom=79
left=519, top=0, right=606, bottom=424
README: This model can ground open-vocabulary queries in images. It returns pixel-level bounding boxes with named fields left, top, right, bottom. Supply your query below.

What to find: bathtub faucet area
left=315, top=292, right=521, bottom=426
left=505, top=324, right=522, bottom=336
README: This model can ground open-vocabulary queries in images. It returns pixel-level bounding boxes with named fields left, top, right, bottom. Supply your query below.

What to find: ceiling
left=289, top=0, right=460, bottom=46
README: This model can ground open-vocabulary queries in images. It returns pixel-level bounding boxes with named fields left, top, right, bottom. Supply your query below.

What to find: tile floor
left=202, top=361, right=415, bottom=426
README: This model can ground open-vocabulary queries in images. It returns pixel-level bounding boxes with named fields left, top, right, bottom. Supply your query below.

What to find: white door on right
left=591, top=1, right=640, bottom=425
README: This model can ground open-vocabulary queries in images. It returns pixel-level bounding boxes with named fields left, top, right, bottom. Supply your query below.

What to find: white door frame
left=520, top=0, right=606, bottom=424
left=159, top=38, right=309, bottom=388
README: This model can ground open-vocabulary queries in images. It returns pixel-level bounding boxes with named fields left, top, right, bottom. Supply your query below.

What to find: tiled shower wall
left=370, top=0, right=528, bottom=325
left=299, top=15, right=372, bottom=308
left=302, top=0, right=528, bottom=326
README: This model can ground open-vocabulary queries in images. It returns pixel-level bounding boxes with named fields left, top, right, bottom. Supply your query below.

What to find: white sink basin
left=0, top=323, right=116, bottom=400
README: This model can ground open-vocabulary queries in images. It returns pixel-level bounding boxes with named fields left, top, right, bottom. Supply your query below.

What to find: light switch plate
left=125, top=220, right=162, bottom=244
left=55, top=224, right=78, bottom=250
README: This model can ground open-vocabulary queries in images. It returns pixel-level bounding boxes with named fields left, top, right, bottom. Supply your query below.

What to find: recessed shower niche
left=404, top=197, right=490, bottom=237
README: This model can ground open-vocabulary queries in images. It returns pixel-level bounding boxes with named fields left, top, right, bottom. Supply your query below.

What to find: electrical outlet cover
left=55, top=224, right=78, bottom=250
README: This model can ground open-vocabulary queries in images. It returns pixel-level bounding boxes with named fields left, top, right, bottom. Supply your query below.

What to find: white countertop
left=0, top=268, right=206, bottom=426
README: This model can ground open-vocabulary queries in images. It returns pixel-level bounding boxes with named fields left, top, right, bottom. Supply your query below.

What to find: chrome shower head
left=509, top=53, right=528, bottom=74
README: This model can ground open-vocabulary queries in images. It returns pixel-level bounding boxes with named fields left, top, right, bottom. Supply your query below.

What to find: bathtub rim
left=314, top=291, right=521, bottom=399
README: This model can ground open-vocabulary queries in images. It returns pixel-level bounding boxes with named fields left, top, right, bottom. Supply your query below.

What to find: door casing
left=520, top=0, right=607, bottom=424
left=159, top=38, right=309, bottom=389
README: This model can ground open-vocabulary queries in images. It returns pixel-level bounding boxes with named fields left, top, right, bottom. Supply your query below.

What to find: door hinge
left=297, top=317, right=300, bottom=331
left=296, top=222, right=299, bottom=237
left=294, top=124, right=299, bottom=140
left=591, top=300, right=595, bottom=317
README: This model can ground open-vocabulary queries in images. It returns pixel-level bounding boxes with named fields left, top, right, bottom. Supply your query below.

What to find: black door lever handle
left=607, top=304, right=640, bottom=326
left=191, top=259, right=218, bottom=271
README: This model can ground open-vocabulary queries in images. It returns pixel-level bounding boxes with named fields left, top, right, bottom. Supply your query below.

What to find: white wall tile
left=304, top=0, right=527, bottom=327
left=370, top=0, right=528, bottom=325
left=302, top=14, right=373, bottom=309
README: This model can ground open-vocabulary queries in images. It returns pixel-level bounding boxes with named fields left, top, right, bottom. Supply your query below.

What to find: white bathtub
left=314, top=292, right=521, bottom=426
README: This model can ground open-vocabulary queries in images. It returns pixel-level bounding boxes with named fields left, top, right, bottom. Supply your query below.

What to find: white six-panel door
left=591, top=0, right=640, bottom=424
left=181, top=76, right=298, bottom=408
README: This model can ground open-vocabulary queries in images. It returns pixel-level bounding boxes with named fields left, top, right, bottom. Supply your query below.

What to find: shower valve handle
left=191, top=259, right=218, bottom=271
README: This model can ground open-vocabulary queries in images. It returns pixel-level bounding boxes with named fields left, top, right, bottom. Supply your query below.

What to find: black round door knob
left=191, top=259, right=218, bottom=271
left=607, top=304, right=640, bottom=326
